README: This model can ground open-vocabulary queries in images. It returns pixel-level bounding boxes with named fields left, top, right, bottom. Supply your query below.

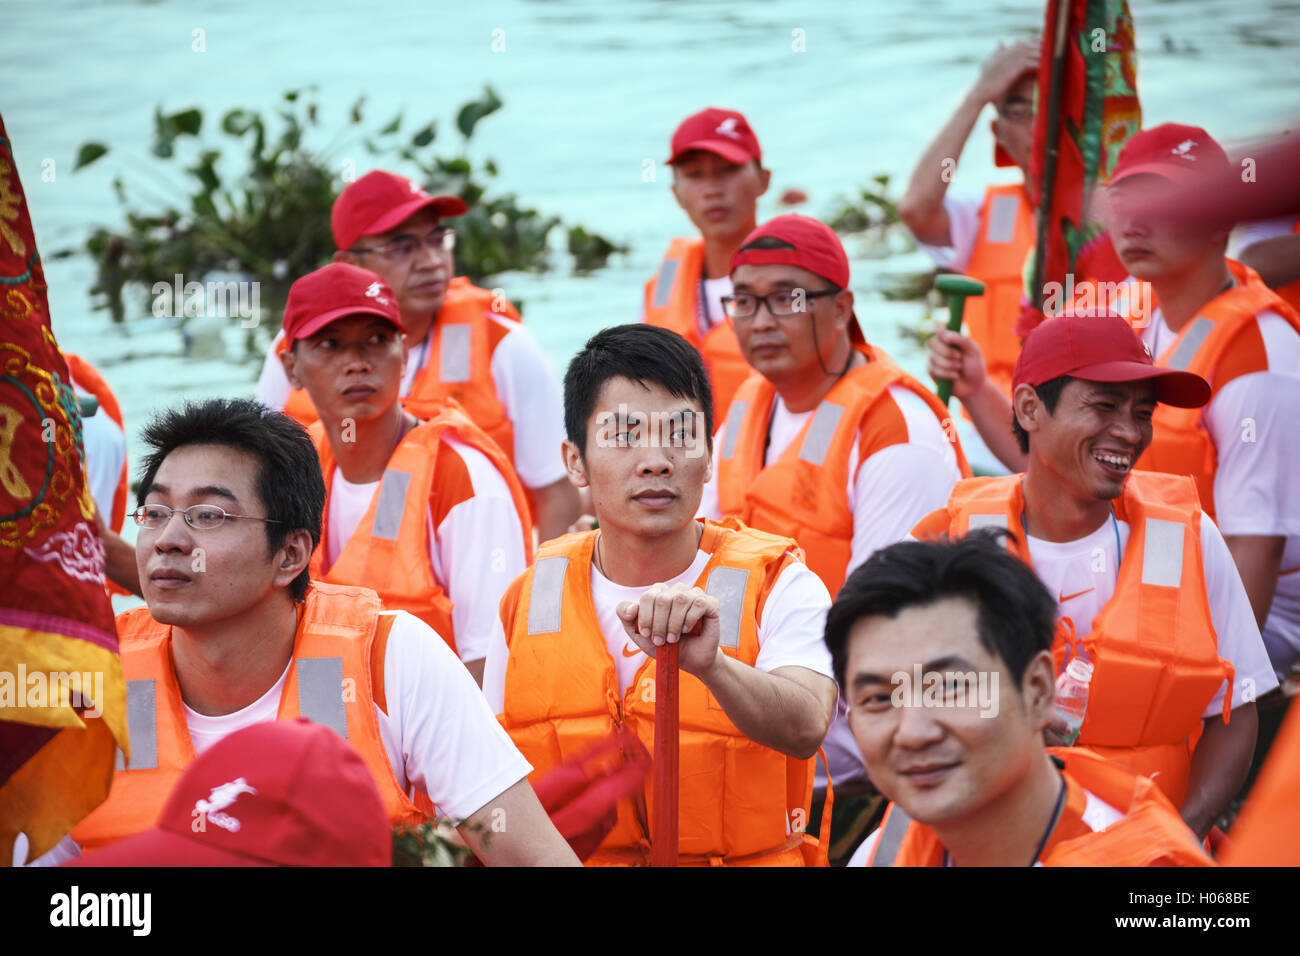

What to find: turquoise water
left=5, top=0, right=1298, bottom=507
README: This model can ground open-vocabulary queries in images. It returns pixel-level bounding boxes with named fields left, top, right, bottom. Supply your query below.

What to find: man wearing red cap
left=912, top=312, right=1278, bottom=839
left=900, top=39, right=1040, bottom=399
left=931, top=123, right=1300, bottom=687
left=699, top=214, right=971, bottom=851
left=26, top=396, right=577, bottom=867
left=278, top=262, right=532, bottom=685
left=643, top=107, right=771, bottom=419
left=256, top=170, right=581, bottom=542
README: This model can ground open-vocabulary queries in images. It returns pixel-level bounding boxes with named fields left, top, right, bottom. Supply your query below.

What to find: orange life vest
left=498, top=518, right=824, bottom=866
left=64, top=352, right=128, bottom=534
left=308, top=402, right=533, bottom=657
left=279, top=277, right=521, bottom=464
left=1223, top=700, right=1300, bottom=866
left=643, top=237, right=753, bottom=419
left=716, top=345, right=971, bottom=596
left=867, top=749, right=1211, bottom=866
left=940, top=471, right=1234, bottom=805
left=71, top=582, right=425, bottom=852
left=961, top=183, right=1035, bottom=398
left=1136, top=259, right=1300, bottom=520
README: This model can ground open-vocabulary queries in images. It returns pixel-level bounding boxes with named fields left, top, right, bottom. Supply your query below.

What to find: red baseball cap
left=1111, top=123, right=1231, bottom=186
left=667, top=108, right=762, bottom=166
left=1013, top=311, right=1210, bottom=408
left=282, top=262, right=404, bottom=343
left=69, top=719, right=392, bottom=867
left=730, top=214, right=850, bottom=289
left=332, top=170, right=468, bottom=251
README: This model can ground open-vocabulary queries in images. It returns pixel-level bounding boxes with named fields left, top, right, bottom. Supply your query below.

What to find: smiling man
left=643, top=108, right=772, bottom=419
left=484, top=324, right=839, bottom=866
left=256, top=170, right=580, bottom=541
left=826, top=533, right=1210, bottom=867
left=912, top=312, right=1277, bottom=838
left=277, top=262, right=531, bottom=685
left=38, top=397, right=577, bottom=867
left=928, top=124, right=1300, bottom=686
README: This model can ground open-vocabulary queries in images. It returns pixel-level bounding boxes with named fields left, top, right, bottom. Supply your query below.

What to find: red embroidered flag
left=0, top=115, right=127, bottom=863
left=1020, top=0, right=1141, bottom=335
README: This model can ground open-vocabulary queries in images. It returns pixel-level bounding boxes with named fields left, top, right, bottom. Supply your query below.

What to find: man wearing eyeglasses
left=29, top=397, right=578, bottom=867
left=898, top=39, right=1040, bottom=401
left=256, top=170, right=580, bottom=542
left=698, top=214, right=971, bottom=859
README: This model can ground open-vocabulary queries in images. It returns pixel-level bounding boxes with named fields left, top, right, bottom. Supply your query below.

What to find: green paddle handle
left=933, top=275, right=986, bottom=407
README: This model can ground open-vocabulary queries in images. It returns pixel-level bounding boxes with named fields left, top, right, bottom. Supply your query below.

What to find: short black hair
left=563, top=324, right=714, bottom=458
left=137, top=398, right=325, bottom=602
left=824, top=531, right=1056, bottom=691
left=1012, top=374, right=1072, bottom=454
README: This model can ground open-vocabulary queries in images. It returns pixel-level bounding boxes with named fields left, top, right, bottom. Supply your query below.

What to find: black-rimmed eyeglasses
left=720, top=287, right=841, bottom=321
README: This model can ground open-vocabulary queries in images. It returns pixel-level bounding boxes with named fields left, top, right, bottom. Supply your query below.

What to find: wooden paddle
left=651, top=642, right=679, bottom=866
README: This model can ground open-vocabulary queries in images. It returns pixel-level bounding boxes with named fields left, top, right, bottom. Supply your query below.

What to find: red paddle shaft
left=652, top=643, right=679, bottom=866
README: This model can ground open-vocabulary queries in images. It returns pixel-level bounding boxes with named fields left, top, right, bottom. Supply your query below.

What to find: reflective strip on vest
left=1165, top=317, right=1215, bottom=371
left=985, top=194, right=1021, bottom=244
left=871, top=805, right=912, bottom=866
left=721, top=400, right=748, bottom=462
left=967, top=513, right=1008, bottom=532
left=653, top=259, right=680, bottom=310
left=297, top=657, right=348, bottom=739
left=799, top=401, right=845, bottom=466
left=116, top=678, right=157, bottom=771
left=371, top=469, right=412, bottom=541
left=704, top=566, right=749, bottom=650
left=440, top=324, right=472, bottom=383
left=1141, top=518, right=1185, bottom=589
left=528, top=556, right=570, bottom=635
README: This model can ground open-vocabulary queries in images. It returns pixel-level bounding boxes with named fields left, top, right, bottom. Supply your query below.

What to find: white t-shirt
left=1024, top=511, right=1278, bottom=716
left=324, top=435, right=527, bottom=664
left=256, top=315, right=567, bottom=490
left=916, top=193, right=985, bottom=272
left=699, top=385, right=964, bottom=579
left=73, top=383, right=126, bottom=522
left=22, top=610, right=532, bottom=866
left=482, top=546, right=835, bottom=714
left=847, top=787, right=1126, bottom=867
left=1141, top=307, right=1300, bottom=677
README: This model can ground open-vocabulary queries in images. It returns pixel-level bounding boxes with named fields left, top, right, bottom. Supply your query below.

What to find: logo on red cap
left=195, top=778, right=257, bottom=833
left=668, top=108, right=762, bottom=166
left=1111, top=123, right=1230, bottom=186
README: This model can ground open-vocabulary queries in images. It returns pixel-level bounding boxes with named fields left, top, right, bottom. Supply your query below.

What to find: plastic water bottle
left=1053, top=659, right=1094, bottom=746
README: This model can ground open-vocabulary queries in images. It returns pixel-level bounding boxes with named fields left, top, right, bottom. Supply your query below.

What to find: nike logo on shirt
left=1059, top=587, right=1096, bottom=603
left=621, top=643, right=643, bottom=658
